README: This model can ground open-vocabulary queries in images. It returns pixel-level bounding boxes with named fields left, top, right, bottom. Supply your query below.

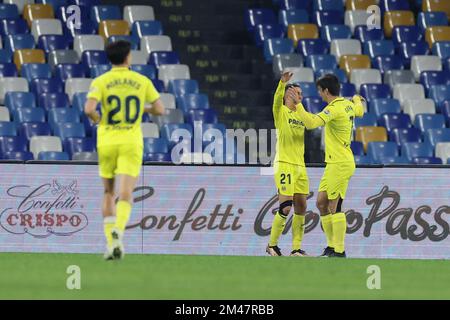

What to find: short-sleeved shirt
left=87, top=67, right=160, bottom=148
left=316, top=97, right=364, bottom=163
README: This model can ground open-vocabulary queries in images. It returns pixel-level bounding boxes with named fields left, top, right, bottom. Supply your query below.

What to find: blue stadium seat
left=203, top=123, right=227, bottom=136
left=168, top=80, right=199, bottom=97
left=54, top=122, right=86, bottom=140
left=432, top=42, right=450, bottom=61
left=152, top=79, right=165, bottom=92
left=90, top=5, right=121, bottom=27
left=38, top=92, right=71, bottom=110
left=424, top=128, right=450, bottom=148
left=418, top=12, right=448, bottom=32
left=313, top=11, right=343, bottom=27
left=0, top=19, right=29, bottom=36
left=279, top=0, right=312, bottom=10
left=90, top=64, right=111, bottom=78
left=303, top=96, right=326, bottom=113
left=389, top=127, right=422, bottom=146
left=412, top=157, right=443, bottom=164
left=445, top=57, right=450, bottom=71
left=373, top=55, right=404, bottom=74
left=370, top=98, right=401, bottom=117
left=420, top=71, right=447, bottom=95
left=0, top=63, right=18, bottom=77
left=48, top=108, right=79, bottom=130
left=5, top=92, right=36, bottom=113
left=149, top=51, right=180, bottom=68
left=19, top=122, right=51, bottom=141
left=245, top=8, right=277, bottom=31
left=81, top=50, right=108, bottom=69
left=314, top=0, right=344, bottom=11
left=278, top=9, right=309, bottom=29
left=340, top=83, right=356, bottom=96
left=143, top=152, right=171, bottom=162
left=38, top=151, right=70, bottom=161
left=0, top=136, right=27, bottom=155
left=298, top=82, right=319, bottom=97
left=364, top=40, right=395, bottom=60
left=354, top=155, right=374, bottom=165
left=37, top=35, right=71, bottom=54
left=64, top=137, right=95, bottom=157
left=130, top=64, right=156, bottom=79
left=354, top=26, right=384, bottom=43
left=264, top=38, right=294, bottom=63
left=414, top=114, right=446, bottom=132
left=186, top=109, right=218, bottom=125
left=108, top=36, right=139, bottom=50
left=21, top=64, right=52, bottom=82
left=160, top=123, right=194, bottom=147
left=380, top=0, right=410, bottom=11
left=402, top=142, right=433, bottom=161
left=72, top=93, right=88, bottom=114
left=0, top=50, right=13, bottom=63
left=0, top=4, right=19, bottom=20
left=131, top=21, right=163, bottom=42
left=58, top=5, right=90, bottom=22
left=355, top=113, right=377, bottom=127
left=360, top=84, right=391, bottom=103
left=320, top=25, right=351, bottom=42
left=392, top=26, right=422, bottom=47
left=379, top=113, right=411, bottom=131
left=4, top=151, right=34, bottom=161
left=0, top=122, right=17, bottom=136
left=64, top=20, right=97, bottom=38
left=378, top=155, right=411, bottom=164
left=177, top=94, right=210, bottom=113
left=69, top=0, right=100, bottom=6
left=429, top=85, right=450, bottom=112
left=367, top=141, right=399, bottom=162
left=399, top=41, right=429, bottom=66
left=351, top=141, right=364, bottom=156
left=254, top=24, right=284, bottom=47
left=297, top=39, right=328, bottom=56
left=443, top=100, right=450, bottom=126
left=5, top=34, right=35, bottom=53
left=14, top=107, right=46, bottom=124
left=31, top=78, right=64, bottom=96
left=306, top=54, right=337, bottom=71
left=316, top=69, right=348, bottom=83
left=55, top=63, right=86, bottom=82
left=143, top=137, right=169, bottom=154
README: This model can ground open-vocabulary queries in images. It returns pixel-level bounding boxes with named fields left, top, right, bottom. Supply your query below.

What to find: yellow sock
left=103, top=216, right=116, bottom=247
left=332, top=212, right=347, bottom=253
left=320, top=214, right=334, bottom=248
left=269, top=212, right=287, bottom=247
left=292, top=214, right=305, bottom=251
left=115, top=200, right=132, bottom=232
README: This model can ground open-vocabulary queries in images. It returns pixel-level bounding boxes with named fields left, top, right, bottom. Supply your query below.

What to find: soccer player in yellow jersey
left=84, top=41, right=165, bottom=260
left=266, top=71, right=309, bottom=257
left=285, top=74, right=365, bottom=258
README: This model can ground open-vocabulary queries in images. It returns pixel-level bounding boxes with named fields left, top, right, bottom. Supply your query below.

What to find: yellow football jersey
left=316, top=97, right=364, bottom=163
left=273, top=81, right=306, bottom=166
left=87, top=67, right=160, bottom=147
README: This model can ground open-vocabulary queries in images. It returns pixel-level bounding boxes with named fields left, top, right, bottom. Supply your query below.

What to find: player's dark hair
left=106, top=40, right=131, bottom=65
left=316, top=74, right=340, bottom=96
left=283, top=83, right=301, bottom=104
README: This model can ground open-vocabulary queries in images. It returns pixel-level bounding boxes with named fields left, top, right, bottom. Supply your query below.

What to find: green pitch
left=1, top=253, right=450, bottom=299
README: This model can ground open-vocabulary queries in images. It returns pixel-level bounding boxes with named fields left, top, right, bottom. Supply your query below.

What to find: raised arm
left=273, top=72, right=293, bottom=118
left=352, top=95, right=366, bottom=118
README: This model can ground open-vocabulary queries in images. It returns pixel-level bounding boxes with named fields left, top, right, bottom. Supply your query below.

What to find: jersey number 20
left=107, top=95, right=140, bottom=125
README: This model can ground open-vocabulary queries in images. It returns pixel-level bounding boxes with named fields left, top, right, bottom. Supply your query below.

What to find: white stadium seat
left=272, top=53, right=303, bottom=76
left=158, top=64, right=190, bottom=87
left=435, top=142, right=450, bottom=163
left=393, top=84, right=426, bottom=106
left=0, top=77, right=29, bottom=104
left=410, top=55, right=442, bottom=81
left=330, top=39, right=362, bottom=60
left=285, top=67, right=314, bottom=83
left=403, top=99, right=436, bottom=121
left=30, top=136, right=62, bottom=159
left=141, top=36, right=172, bottom=55
left=0, top=107, right=10, bottom=121
left=73, top=35, right=105, bottom=58
left=384, top=70, right=415, bottom=89
left=345, top=10, right=371, bottom=34
left=124, top=5, right=155, bottom=26
left=31, top=19, right=63, bottom=42
left=350, top=69, right=382, bottom=92
left=48, top=50, right=79, bottom=69
left=65, top=78, right=92, bottom=102
left=159, top=93, right=176, bottom=109
left=141, top=122, right=160, bottom=138
left=130, top=50, right=148, bottom=65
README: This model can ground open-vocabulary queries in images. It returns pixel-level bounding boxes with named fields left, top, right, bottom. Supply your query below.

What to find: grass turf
left=0, top=253, right=449, bottom=299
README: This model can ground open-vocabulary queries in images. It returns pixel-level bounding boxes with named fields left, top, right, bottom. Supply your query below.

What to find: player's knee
left=316, top=199, right=327, bottom=212
left=294, top=201, right=307, bottom=214
left=104, top=188, right=114, bottom=196
left=279, top=200, right=293, bottom=216
left=118, top=191, right=133, bottom=202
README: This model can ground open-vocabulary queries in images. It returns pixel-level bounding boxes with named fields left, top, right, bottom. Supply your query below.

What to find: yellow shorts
left=274, top=162, right=309, bottom=196
left=318, top=162, right=356, bottom=200
left=98, top=144, right=143, bottom=179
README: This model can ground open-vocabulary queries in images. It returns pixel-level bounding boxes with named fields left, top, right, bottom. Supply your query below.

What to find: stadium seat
left=350, top=69, right=382, bottom=92
left=48, top=50, right=79, bottom=69
left=367, top=141, right=399, bottom=162
left=31, top=19, right=63, bottom=42
left=143, top=152, right=171, bottom=162
left=393, top=84, right=425, bottom=105
left=379, top=113, right=411, bottom=132
left=0, top=108, right=11, bottom=122
left=65, top=78, right=92, bottom=102
left=435, top=142, right=450, bottom=163
left=54, top=122, right=86, bottom=140
left=0, top=77, right=29, bottom=104
left=168, top=80, right=200, bottom=97
left=443, top=100, right=450, bottom=125
left=432, top=41, right=450, bottom=61
left=177, top=94, right=210, bottom=113
left=71, top=151, right=98, bottom=161
left=13, top=49, right=46, bottom=72
left=21, top=63, right=52, bottom=82
left=306, top=54, right=336, bottom=71
left=425, top=26, right=450, bottom=49
left=141, top=123, right=160, bottom=138
left=424, top=128, right=450, bottom=148
left=30, top=78, right=64, bottom=96
left=81, top=50, right=108, bottom=69
left=0, top=4, right=20, bottom=20
left=402, top=142, right=433, bottom=160
left=37, top=35, right=70, bottom=53
left=339, top=54, right=371, bottom=76
left=373, top=55, right=403, bottom=74
left=380, top=0, right=410, bottom=11
left=0, top=63, right=18, bottom=77
left=37, top=151, right=69, bottom=161
left=152, top=79, right=165, bottom=92
left=279, top=0, right=312, bottom=10
left=355, top=113, right=377, bottom=127
left=330, top=39, right=361, bottom=60
left=131, top=50, right=148, bottom=65
left=297, top=82, right=319, bottom=97
left=90, top=5, right=121, bottom=27
left=340, top=82, right=356, bottom=96
left=131, top=21, right=163, bottom=45
left=265, top=38, right=295, bottom=63
left=245, top=8, right=277, bottom=31
left=411, top=55, right=442, bottom=81
left=346, top=0, right=378, bottom=11
left=5, top=92, right=36, bottom=112
left=417, top=12, right=448, bottom=33
left=392, top=26, right=423, bottom=47
left=90, top=64, right=111, bottom=77
left=5, top=34, right=35, bottom=53
left=0, top=19, right=29, bottom=36
left=364, top=40, right=395, bottom=60
left=316, top=69, right=348, bottom=84
left=20, top=122, right=51, bottom=141
left=360, top=84, right=391, bottom=103
left=344, top=10, right=371, bottom=34
left=304, top=96, right=326, bottom=113
left=158, top=64, right=190, bottom=88
left=64, top=20, right=97, bottom=38
left=254, top=24, right=285, bottom=47
left=149, top=51, right=180, bottom=68
left=378, top=155, right=411, bottom=164
left=354, top=26, right=384, bottom=43
left=321, top=25, right=351, bottom=42
left=0, top=50, right=13, bottom=64
left=143, top=137, right=169, bottom=154
left=384, top=70, right=415, bottom=89
left=389, top=127, right=422, bottom=146
left=278, top=9, right=309, bottom=29
left=383, top=11, right=415, bottom=38
left=399, top=41, right=429, bottom=66
left=160, top=124, right=193, bottom=147
left=14, top=107, right=46, bottom=123
left=419, top=71, right=447, bottom=94
left=73, top=35, right=105, bottom=57
left=123, top=5, right=155, bottom=26
left=64, top=137, right=95, bottom=158
left=414, top=114, right=446, bottom=132
left=412, top=156, right=443, bottom=164
left=154, top=109, right=184, bottom=127
left=297, top=39, right=328, bottom=56
left=55, top=64, right=86, bottom=82
left=355, top=126, right=388, bottom=152
left=284, top=68, right=314, bottom=83
left=315, top=0, right=344, bottom=11
left=130, top=64, right=155, bottom=79
left=4, top=151, right=34, bottom=160
left=353, top=155, right=374, bottom=165
left=313, top=10, right=343, bottom=27
left=141, top=35, right=172, bottom=55
left=429, top=85, right=450, bottom=111
left=0, top=122, right=17, bottom=137
left=38, top=92, right=70, bottom=110
left=272, top=53, right=303, bottom=75
left=108, top=35, right=139, bottom=50
left=99, top=20, right=130, bottom=40
left=403, top=99, right=436, bottom=120
left=159, top=93, right=176, bottom=110
left=351, top=141, right=365, bottom=156
left=423, top=0, right=450, bottom=20
left=0, top=136, right=27, bottom=155
left=48, top=108, right=79, bottom=131
left=287, top=24, right=319, bottom=45
left=23, top=4, right=55, bottom=27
